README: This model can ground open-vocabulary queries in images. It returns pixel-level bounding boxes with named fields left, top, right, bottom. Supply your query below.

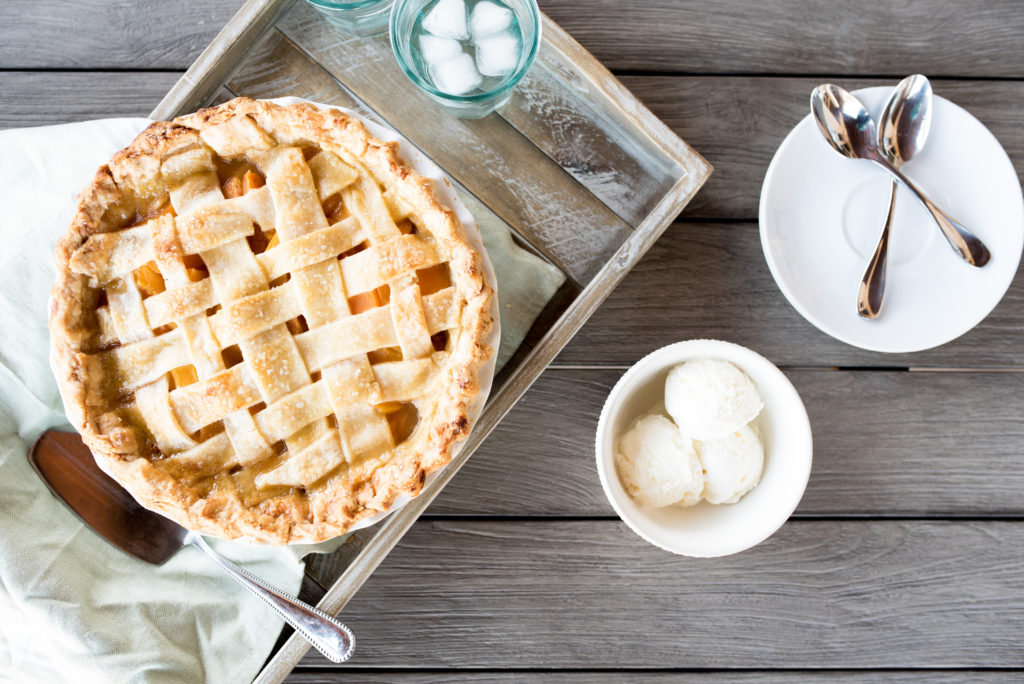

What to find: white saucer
left=759, top=86, right=1024, bottom=353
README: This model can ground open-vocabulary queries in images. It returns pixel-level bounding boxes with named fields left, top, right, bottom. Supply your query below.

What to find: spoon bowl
left=879, top=74, right=933, bottom=166
left=810, top=84, right=882, bottom=162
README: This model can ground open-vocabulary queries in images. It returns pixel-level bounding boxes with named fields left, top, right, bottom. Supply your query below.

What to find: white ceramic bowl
left=595, top=340, right=813, bottom=557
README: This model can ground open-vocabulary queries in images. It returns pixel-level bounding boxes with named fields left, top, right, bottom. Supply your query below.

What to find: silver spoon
left=856, top=75, right=933, bottom=319
left=810, top=83, right=991, bottom=269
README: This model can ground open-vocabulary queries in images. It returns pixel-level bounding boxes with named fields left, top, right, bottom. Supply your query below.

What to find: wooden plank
left=284, top=673, right=1020, bottom=683
left=436, top=367, right=1024, bottom=516
left=0, top=71, right=179, bottom=127
left=150, top=0, right=292, bottom=121
left=8, top=0, right=1024, bottom=78
left=555, top=221, right=1024, bottom=368
left=297, top=520, right=1024, bottom=668
left=620, top=76, right=1024, bottom=220
left=0, top=0, right=242, bottom=69
left=543, top=0, right=1024, bottom=77
left=441, top=368, right=1024, bottom=517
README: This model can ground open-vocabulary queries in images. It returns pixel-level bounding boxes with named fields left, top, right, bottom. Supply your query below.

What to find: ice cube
left=474, top=32, right=520, bottom=77
left=422, top=0, right=469, bottom=40
left=470, top=0, right=514, bottom=40
left=430, top=52, right=483, bottom=95
left=419, top=34, right=463, bottom=65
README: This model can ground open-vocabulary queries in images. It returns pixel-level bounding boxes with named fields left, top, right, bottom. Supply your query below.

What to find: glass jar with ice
left=391, top=0, right=541, bottom=118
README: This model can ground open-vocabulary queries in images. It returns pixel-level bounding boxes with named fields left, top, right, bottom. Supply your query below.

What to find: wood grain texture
left=298, top=520, right=1024, bottom=668
left=413, top=368, right=1024, bottom=517
left=286, top=673, right=1020, bottom=683
left=6, top=0, right=1024, bottom=78
left=502, top=30, right=685, bottom=227
left=0, top=72, right=180, bottom=127
left=541, top=0, right=1024, bottom=77
left=555, top=222, right=1024, bottom=368
left=621, top=76, right=1024, bottom=220
left=0, top=0, right=242, bottom=69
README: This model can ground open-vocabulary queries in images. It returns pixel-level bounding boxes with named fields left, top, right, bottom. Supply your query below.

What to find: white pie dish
left=595, top=340, right=812, bottom=557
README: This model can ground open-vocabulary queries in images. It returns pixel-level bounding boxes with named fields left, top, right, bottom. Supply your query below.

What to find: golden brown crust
left=50, top=98, right=494, bottom=544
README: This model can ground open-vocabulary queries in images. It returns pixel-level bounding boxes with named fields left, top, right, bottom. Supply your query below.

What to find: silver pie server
left=810, top=82, right=991, bottom=269
left=28, top=429, right=355, bottom=664
left=856, top=74, right=933, bottom=319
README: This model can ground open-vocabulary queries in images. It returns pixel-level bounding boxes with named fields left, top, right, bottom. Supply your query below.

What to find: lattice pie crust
left=50, top=98, right=494, bottom=544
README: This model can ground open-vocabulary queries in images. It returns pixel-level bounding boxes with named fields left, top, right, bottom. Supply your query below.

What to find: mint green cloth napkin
left=0, top=117, right=564, bottom=682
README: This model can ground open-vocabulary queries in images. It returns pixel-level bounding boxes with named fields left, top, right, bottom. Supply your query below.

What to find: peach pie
left=50, top=98, right=494, bottom=544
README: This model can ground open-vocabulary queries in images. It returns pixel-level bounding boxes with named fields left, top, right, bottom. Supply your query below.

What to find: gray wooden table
left=5, top=1, right=1024, bottom=680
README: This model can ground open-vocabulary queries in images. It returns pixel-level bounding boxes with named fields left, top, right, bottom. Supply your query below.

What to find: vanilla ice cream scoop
left=616, top=414, right=703, bottom=508
left=697, top=424, right=764, bottom=504
left=665, top=359, right=763, bottom=440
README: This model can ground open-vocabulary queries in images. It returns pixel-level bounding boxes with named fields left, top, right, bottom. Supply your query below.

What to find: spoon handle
left=188, top=533, right=355, bottom=663
left=858, top=179, right=897, bottom=318
left=872, top=158, right=991, bottom=267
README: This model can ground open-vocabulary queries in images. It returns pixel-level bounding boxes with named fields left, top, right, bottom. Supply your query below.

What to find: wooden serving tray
left=150, top=1, right=710, bottom=680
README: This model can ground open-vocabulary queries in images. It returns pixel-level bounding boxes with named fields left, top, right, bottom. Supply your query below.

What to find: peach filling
left=417, top=263, right=451, bottom=295
left=125, top=160, right=428, bottom=431
left=377, top=402, right=419, bottom=444
left=133, top=168, right=271, bottom=389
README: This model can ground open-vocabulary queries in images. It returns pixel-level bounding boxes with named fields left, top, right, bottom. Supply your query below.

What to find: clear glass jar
left=390, top=0, right=541, bottom=118
left=305, top=0, right=395, bottom=37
